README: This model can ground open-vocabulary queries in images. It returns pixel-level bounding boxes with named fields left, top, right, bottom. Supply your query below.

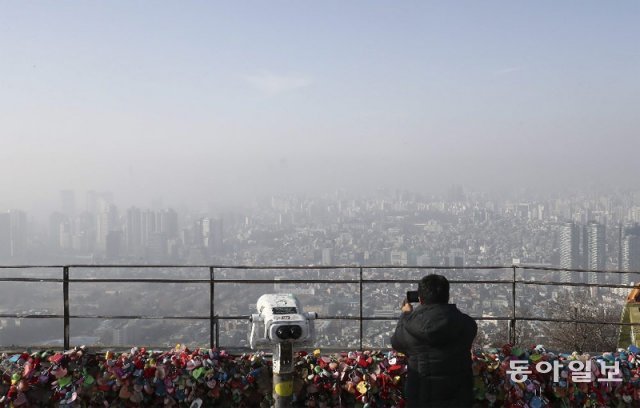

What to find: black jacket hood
left=403, top=303, right=468, bottom=346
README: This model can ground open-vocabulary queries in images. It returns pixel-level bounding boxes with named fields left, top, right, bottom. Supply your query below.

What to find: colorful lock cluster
left=292, top=349, right=406, bottom=407
left=0, top=345, right=272, bottom=407
left=6, top=344, right=640, bottom=407
left=0, top=345, right=406, bottom=407
left=472, top=344, right=640, bottom=407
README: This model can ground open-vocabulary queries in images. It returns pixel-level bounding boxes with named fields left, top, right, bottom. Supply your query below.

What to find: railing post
left=63, top=266, right=70, bottom=350
left=215, top=317, right=220, bottom=349
left=359, top=267, right=363, bottom=351
left=510, top=265, right=517, bottom=345
left=210, top=267, right=215, bottom=349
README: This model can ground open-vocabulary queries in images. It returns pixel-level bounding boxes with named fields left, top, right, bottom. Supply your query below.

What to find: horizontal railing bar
left=3, top=314, right=638, bottom=326
left=363, top=265, right=511, bottom=270
left=514, top=317, right=640, bottom=326
left=0, top=279, right=635, bottom=293
left=0, top=265, right=357, bottom=269
left=0, top=278, right=513, bottom=284
left=517, top=265, right=640, bottom=275
left=0, top=266, right=64, bottom=269
left=318, top=316, right=517, bottom=321
left=516, top=281, right=635, bottom=290
left=212, top=279, right=360, bottom=284
left=214, top=315, right=523, bottom=322
left=0, top=278, right=63, bottom=282
left=69, top=278, right=211, bottom=283
left=0, top=277, right=632, bottom=288
left=70, top=315, right=211, bottom=320
left=3, top=313, right=639, bottom=326
left=72, top=316, right=386, bottom=321
left=215, top=315, right=640, bottom=326
left=363, top=279, right=513, bottom=284
left=3, top=264, right=640, bottom=274
left=212, top=315, right=396, bottom=321
left=0, top=265, right=211, bottom=269
left=0, top=264, right=509, bottom=270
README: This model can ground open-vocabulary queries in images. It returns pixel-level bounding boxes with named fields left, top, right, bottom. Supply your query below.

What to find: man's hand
left=401, top=299, right=413, bottom=314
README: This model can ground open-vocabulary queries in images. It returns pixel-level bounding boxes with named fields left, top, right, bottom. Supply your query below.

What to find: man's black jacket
left=391, top=303, right=477, bottom=407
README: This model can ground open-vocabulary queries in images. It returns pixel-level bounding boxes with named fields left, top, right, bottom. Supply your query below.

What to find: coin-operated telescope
left=250, top=294, right=316, bottom=407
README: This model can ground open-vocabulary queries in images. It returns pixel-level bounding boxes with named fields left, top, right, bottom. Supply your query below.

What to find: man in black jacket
left=391, top=274, right=477, bottom=408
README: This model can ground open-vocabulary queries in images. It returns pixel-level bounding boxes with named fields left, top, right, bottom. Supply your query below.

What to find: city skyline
left=4, top=187, right=640, bottom=274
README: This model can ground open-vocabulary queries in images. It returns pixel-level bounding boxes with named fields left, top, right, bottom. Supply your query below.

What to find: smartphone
left=406, top=290, right=419, bottom=303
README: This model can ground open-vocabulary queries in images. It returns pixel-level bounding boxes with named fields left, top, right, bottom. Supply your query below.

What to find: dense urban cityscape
left=3, top=188, right=640, bottom=269
left=1, top=187, right=639, bottom=349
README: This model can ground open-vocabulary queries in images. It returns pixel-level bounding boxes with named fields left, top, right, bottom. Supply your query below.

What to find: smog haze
left=1, top=1, right=639, bottom=215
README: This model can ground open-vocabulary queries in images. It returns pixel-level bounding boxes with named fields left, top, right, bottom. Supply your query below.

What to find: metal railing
left=0, top=264, right=638, bottom=350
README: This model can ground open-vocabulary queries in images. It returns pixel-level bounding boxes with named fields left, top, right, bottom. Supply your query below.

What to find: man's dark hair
left=418, top=274, right=450, bottom=304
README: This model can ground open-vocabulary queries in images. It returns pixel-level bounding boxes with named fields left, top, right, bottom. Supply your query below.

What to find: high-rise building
left=321, top=248, right=334, bottom=266
left=622, top=235, right=640, bottom=269
left=49, top=212, right=67, bottom=249
left=10, top=210, right=27, bottom=258
left=97, top=204, right=119, bottom=251
left=619, top=223, right=625, bottom=271
left=211, top=218, right=223, bottom=253
left=0, top=210, right=27, bottom=260
left=74, top=211, right=97, bottom=252
left=559, top=222, right=580, bottom=269
left=141, top=210, right=157, bottom=245
left=0, top=212, right=10, bottom=260
left=195, top=217, right=222, bottom=255
left=60, top=190, right=76, bottom=218
left=59, top=218, right=73, bottom=250
left=126, top=207, right=143, bottom=255
left=158, top=209, right=179, bottom=239
left=125, top=208, right=162, bottom=256
left=559, top=222, right=581, bottom=282
left=621, top=225, right=640, bottom=285
left=586, top=221, right=606, bottom=284
left=199, top=217, right=211, bottom=249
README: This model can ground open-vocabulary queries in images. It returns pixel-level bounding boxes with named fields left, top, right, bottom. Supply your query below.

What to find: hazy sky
left=1, top=1, right=639, bottom=213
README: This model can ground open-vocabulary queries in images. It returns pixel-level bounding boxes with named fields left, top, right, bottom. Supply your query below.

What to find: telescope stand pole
left=272, top=342, right=294, bottom=408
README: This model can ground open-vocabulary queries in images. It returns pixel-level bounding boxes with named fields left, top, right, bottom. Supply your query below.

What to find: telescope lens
left=275, top=325, right=303, bottom=340
left=275, top=326, right=291, bottom=340
left=289, top=325, right=303, bottom=339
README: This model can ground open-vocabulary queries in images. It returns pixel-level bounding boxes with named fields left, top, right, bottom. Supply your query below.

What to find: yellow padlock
left=275, top=380, right=293, bottom=396
left=357, top=380, right=369, bottom=394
